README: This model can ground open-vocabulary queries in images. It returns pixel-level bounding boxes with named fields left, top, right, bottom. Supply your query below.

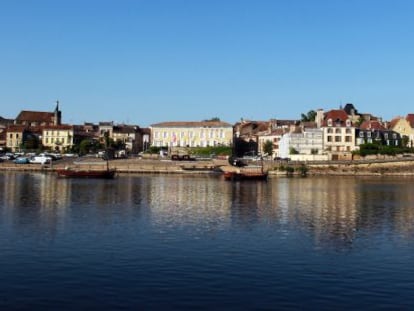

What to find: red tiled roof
left=6, top=125, right=27, bottom=132
left=42, top=124, right=73, bottom=130
left=406, top=114, right=414, bottom=128
left=322, top=110, right=350, bottom=126
left=359, top=120, right=386, bottom=130
left=16, top=111, right=55, bottom=123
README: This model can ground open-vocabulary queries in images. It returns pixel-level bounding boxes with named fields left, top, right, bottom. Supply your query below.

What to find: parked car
left=14, top=157, right=30, bottom=164
left=29, top=155, right=51, bottom=164
left=0, top=153, right=15, bottom=160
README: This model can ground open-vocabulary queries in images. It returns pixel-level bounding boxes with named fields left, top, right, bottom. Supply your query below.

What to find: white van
left=29, top=155, right=52, bottom=164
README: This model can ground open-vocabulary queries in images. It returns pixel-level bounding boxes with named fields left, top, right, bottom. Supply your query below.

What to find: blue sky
left=1, top=0, right=413, bottom=126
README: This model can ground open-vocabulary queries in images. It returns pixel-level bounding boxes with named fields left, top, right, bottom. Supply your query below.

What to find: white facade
left=279, top=129, right=324, bottom=158
left=150, top=122, right=233, bottom=148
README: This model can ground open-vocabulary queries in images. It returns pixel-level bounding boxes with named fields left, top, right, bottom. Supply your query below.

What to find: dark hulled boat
left=223, top=167, right=268, bottom=181
left=56, top=167, right=116, bottom=179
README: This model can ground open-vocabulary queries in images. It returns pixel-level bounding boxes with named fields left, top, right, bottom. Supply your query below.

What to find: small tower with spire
left=54, top=100, right=62, bottom=125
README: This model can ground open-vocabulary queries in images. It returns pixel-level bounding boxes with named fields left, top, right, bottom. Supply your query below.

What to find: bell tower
left=54, top=100, right=62, bottom=125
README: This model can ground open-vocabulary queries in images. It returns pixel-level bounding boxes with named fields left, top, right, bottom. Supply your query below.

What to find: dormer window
left=346, top=119, right=351, bottom=127
left=327, top=119, right=332, bottom=127
left=335, top=119, right=341, bottom=127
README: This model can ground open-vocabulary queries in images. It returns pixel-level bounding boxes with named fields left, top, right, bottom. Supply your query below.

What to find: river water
left=1, top=172, right=414, bottom=310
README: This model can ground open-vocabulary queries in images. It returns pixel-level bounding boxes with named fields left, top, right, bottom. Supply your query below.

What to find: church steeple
left=54, top=100, right=62, bottom=125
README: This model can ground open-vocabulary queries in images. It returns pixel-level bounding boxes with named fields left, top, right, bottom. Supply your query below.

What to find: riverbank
left=2, top=157, right=414, bottom=176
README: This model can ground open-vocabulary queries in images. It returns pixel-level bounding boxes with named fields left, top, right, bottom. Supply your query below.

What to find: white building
left=150, top=121, right=233, bottom=148
left=279, top=128, right=324, bottom=159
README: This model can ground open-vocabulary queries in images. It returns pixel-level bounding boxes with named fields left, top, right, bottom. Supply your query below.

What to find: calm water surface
left=1, top=172, right=414, bottom=310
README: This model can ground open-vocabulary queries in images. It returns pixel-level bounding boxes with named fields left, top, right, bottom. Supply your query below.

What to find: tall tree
left=203, top=117, right=221, bottom=122
left=263, top=140, right=273, bottom=156
left=301, top=110, right=317, bottom=122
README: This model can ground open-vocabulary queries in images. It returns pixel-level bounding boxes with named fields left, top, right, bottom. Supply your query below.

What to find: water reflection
left=1, top=172, right=414, bottom=249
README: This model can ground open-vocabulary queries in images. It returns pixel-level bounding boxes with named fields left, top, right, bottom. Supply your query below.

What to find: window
left=367, top=132, right=371, bottom=138
left=335, top=128, right=341, bottom=134
left=346, top=128, right=352, bottom=134
left=327, top=136, right=332, bottom=142
left=327, top=128, right=333, bottom=133
left=327, top=119, right=333, bottom=126
left=345, top=136, right=352, bottom=142
left=359, top=132, right=364, bottom=137
left=335, top=136, right=341, bottom=142
left=346, top=119, right=351, bottom=127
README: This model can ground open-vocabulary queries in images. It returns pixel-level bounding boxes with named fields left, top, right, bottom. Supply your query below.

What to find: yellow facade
left=6, top=129, right=25, bottom=152
left=151, top=121, right=233, bottom=148
left=42, top=126, right=74, bottom=152
left=391, top=118, right=414, bottom=146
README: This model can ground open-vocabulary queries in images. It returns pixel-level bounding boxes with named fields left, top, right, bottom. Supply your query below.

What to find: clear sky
left=1, top=0, right=413, bottom=126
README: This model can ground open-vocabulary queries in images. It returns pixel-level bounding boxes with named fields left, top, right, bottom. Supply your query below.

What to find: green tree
left=402, top=135, right=410, bottom=148
left=289, top=147, right=299, bottom=154
left=79, top=139, right=93, bottom=156
left=301, top=110, right=317, bottom=122
left=263, top=140, right=273, bottom=157
left=22, top=135, right=39, bottom=151
left=203, top=117, right=221, bottom=122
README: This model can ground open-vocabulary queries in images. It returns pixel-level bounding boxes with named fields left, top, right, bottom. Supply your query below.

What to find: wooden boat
left=56, top=159, right=116, bottom=179
left=223, top=167, right=268, bottom=181
left=56, top=167, right=116, bottom=178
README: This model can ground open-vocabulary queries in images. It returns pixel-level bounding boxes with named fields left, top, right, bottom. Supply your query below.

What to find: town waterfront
left=1, top=172, right=414, bottom=310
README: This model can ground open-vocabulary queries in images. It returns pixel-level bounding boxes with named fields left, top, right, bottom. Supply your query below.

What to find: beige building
left=389, top=114, right=414, bottom=147
left=321, top=109, right=357, bottom=160
left=257, top=128, right=286, bottom=158
left=112, top=125, right=143, bottom=154
left=150, top=121, right=233, bottom=148
left=6, top=125, right=27, bottom=152
left=42, top=125, right=74, bottom=152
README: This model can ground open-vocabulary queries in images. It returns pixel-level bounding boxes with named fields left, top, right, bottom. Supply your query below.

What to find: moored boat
left=56, top=157, right=116, bottom=179
left=56, top=167, right=116, bottom=178
left=223, top=167, right=268, bottom=181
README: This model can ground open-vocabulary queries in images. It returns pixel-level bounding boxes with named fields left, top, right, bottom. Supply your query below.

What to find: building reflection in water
left=1, top=172, right=414, bottom=248
left=273, top=176, right=414, bottom=249
left=146, top=176, right=233, bottom=235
